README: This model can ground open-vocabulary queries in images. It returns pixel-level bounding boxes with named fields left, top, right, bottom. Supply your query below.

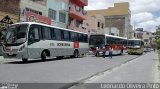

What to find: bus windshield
left=4, top=24, right=28, bottom=46
left=128, top=40, right=141, bottom=46
left=89, top=35, right=105, bottom=48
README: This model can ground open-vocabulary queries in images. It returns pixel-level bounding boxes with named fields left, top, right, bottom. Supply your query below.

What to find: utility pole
left=109, top=17, right=112, bottom=35
left=133, top=21, right=136, bottom=38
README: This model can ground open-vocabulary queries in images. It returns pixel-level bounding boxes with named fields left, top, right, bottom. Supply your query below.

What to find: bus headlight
left=19, top=45, right=25, bottom=51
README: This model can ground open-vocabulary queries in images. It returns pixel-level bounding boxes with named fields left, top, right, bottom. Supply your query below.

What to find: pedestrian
left=95, top=47, right=99, bottom=57
left=102, top=46, right=106, bottom=58
left=153, top=47, right=156, bottom=52
left=109, top=46, right=113, bottom=59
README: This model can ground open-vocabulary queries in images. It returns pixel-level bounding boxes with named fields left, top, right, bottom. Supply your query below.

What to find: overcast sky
left=85, top=0, right=160, bottom=32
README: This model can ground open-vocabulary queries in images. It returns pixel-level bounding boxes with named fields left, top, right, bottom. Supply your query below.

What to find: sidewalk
left=85, top=51, right=160, bottom=83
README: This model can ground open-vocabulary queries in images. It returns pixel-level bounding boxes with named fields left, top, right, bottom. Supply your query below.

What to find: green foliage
left=156, top=38, right=160, bottom=49
left=155, top=25, right=160, bottom=49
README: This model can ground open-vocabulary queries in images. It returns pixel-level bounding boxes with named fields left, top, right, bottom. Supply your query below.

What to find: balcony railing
left=69, top=5, right=87, bottom=20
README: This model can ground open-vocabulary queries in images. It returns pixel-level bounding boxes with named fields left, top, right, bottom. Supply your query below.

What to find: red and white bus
left=89, top=34, right=127, bottom=56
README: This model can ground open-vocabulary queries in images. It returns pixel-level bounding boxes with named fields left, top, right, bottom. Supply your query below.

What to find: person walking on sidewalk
left=109, top=46, right=113, bottom=59
left=95, top=47, right=99, bottom=57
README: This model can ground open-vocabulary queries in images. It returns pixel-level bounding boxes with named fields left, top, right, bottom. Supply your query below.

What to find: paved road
left=0, top=53, right=142, bottom=89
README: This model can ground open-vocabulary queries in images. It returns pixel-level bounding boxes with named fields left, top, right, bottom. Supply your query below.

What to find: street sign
left=0, top=15, right=14, bottom=24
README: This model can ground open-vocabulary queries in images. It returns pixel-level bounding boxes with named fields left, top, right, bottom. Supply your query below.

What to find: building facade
left=68, top=0, right=88, bottom=32
left=20, top=0, right=52, bottom=25
left=87, top=2, right=132, bottom=37
left=135, top=28, right=154, bottom=47
left=83, top=15, right=105, bottom=35
left=0, top=0, right=20, bottom=30
left=142, top=31, right=152, bottom=46
left=47, top=0, right=69, bottom=28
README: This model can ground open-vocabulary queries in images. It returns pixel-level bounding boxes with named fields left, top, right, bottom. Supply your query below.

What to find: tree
left=155, top=25, right=160, bottom=49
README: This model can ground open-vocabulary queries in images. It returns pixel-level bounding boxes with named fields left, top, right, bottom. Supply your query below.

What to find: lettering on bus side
left=50, top=43, right=55, bottom=46
left=57, top=43, right=71, bottom=46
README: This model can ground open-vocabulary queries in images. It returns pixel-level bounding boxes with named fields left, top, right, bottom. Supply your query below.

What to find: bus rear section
left=89, top=34, right=125, bottom=56
left=128, top=39, right=144, bottom=55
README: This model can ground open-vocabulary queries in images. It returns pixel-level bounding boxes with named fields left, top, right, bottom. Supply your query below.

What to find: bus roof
left=12, top=22, right=88, bottom=35
left=90, top=34, right=127, bottom=39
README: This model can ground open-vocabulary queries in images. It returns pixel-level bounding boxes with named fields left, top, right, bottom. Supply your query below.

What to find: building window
left=102, top=23, right=104, bottom=29
left=98, top=22, right=100, bottom=27
left=26, top=8, right=42, bottom=15
left=75, top=6, right=81, bottom=12
left=48, top=8, right=56, bottom=20
left=76, top=20, right=82, bottom=27
left=59, top=12, right=66, bottom=23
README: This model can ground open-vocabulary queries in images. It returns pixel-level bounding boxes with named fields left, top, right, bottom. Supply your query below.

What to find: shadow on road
left=5, top=57, right=75, bottom=64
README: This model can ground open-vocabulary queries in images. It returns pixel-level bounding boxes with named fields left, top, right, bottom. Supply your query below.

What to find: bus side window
left=42, top=26, right=51, bottom=40
left=63, top=31, right=70, bottom=41
left=28, top=25, right=40, bottom=45
left=61, top=30, right=64, bottom=41
left=55, top=28, right=62, bottom=40
left=51, top=28, right=55, bottom=40
left=83, top=34, right=88, bottom=43
left=78, top=33, right=83, bottom=42
left=70, top=32, right=77, bottom=42
left=106, top=37, right=109, bottom=45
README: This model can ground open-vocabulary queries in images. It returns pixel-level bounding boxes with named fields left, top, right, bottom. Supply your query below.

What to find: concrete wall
left=104, top=27, right=119, bottom=36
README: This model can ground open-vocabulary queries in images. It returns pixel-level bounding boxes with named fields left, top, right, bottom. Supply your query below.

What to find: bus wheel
left=57, top=56, right=63, bottom=59
left=74, top=50, right=79, bottom=58
left=41, top=51, right=47, bottom=61
left=22, top=58, right=28, bottom=63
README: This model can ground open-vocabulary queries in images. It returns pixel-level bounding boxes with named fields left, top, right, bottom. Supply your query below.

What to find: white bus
left=89, top=34, right=127, bottom=56
left=3, top=22, right=89, bottom=62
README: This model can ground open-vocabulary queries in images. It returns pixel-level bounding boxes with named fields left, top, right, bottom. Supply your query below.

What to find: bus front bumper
left=128, top=48, right=142, bottom=54
left=3, top=50, right=28, bottom=59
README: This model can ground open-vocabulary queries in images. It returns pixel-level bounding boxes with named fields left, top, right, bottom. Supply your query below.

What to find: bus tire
left=41, top=51, right=47, bottom=61
left=57, top=56, right=63, bottom=59
left=74, top=50, right=79, bottom=58
left=22, top=58, right=28, bottom=63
